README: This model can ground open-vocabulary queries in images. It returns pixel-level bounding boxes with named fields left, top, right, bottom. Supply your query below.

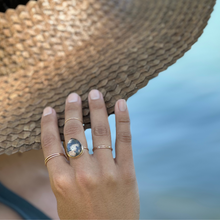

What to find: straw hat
left=0, top=0, right=216, bottom=155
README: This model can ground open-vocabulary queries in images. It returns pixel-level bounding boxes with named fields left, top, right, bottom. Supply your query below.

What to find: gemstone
left=66, top=138, right=83, bottom=158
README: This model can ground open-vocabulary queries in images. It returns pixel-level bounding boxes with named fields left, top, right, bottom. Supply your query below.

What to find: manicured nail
left=68, top=93, right=78, bottom=103
left=43, top=107, right=52, bottom=116
left=90, top=89, right=100, bottom=100
left=119, top=100, right=127, bottom=111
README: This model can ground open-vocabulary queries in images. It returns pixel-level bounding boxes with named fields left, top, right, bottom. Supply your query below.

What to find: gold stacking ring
left=45, top=153, right=67, bottom=166
left=65, top=117, right=83, bottom=125
left=93, top=145, right=113, bottom=151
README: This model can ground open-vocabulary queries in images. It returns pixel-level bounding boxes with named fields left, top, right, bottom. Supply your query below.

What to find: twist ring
left=45, top=153, right=67, bottom=166
left=93, top=145, right=113, bottom=151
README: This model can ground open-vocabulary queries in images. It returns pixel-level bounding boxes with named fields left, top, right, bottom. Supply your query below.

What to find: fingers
left=41, top=107, right=69, bottom=176
left=88, top=90, right=114, bottom=165
left=64, top=93, right=90, bottom=167
left=115, top=100, right=134, bottom=170
left=41, top=93, right=133, bottom=179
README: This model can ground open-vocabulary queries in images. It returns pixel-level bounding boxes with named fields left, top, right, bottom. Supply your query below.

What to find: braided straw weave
left=0, top=0, right=216, bottom=155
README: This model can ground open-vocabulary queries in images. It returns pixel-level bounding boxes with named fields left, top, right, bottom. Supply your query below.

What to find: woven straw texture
left=0, top=0, right=216, bottom=155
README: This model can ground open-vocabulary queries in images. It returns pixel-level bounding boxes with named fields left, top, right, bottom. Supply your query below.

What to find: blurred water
left=85, top=1, right=220, bottom=219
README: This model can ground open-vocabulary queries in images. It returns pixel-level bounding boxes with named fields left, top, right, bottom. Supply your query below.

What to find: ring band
left=93, top=145, right=113, bottom=151
left=45, top=153, right=67, bottom=166
left=65, top=117, right=83, bottom=125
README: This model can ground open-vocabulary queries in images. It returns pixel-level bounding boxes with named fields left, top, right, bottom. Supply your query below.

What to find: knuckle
left=93, top=124, right=110, bottom=137
left=118, top=115, right=130, bottom=124
left=75, top=171, right=98, bottom=189
left=103, top=171, right=117, bottom=185
left=64, top=123, right=82, bottom=136
left=52, top=173, right=72, bottom=196
left=118, top=131, right=132, bottom=143
left=122, top=169, right=137, bottom=185
left=42, top=133, right=58, bottom=149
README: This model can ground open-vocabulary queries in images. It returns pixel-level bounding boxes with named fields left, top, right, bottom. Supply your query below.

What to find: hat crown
left=0, top=0, right=135, bottom=77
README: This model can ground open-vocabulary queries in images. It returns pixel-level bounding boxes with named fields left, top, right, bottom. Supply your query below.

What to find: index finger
left=41, top=107, right=70, bottom=177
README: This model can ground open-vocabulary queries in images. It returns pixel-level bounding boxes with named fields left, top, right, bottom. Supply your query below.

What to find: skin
left=41, top=89, right=140, bottom=219
left=0, top=89, right=140, bottom=219
left=0, top=149, right=59, bottom=219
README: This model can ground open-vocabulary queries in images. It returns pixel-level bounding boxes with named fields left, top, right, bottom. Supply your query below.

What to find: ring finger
left=64, top=93, right=90, bottom=167
left=88, top=89, right=114, bottom=165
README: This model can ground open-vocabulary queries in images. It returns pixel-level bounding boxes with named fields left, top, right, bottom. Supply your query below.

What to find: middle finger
left=64, top=93, right=90, bottom=168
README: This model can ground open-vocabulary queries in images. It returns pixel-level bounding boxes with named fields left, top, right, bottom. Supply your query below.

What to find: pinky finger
left=115, top=100, right=134, bottom=170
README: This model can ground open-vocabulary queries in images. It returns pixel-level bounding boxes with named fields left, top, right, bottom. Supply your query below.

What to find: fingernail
left=43, top=107, right=52, bottom=116
left=68, top=93, right=78, bottom=103
left=119, top=100, right=127, bottom=111
left=90, top=90, right=100, bottom=100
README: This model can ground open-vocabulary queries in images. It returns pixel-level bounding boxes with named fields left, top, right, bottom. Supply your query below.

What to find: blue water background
left=86, top=1, right=220, bottom=219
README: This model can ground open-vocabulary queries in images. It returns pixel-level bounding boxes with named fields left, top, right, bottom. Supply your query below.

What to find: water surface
left=86, top=1, right=220, bottom=219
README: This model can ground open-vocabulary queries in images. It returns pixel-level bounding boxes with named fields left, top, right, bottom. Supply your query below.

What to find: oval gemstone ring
left=65, top=138, right=85, bottom=159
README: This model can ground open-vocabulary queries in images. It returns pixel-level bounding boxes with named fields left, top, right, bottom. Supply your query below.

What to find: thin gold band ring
left=65, top=117, right=83, bottom=125
left=93, top=145, right=113, bottom=151
left=45, top=153, right=67, bottom=166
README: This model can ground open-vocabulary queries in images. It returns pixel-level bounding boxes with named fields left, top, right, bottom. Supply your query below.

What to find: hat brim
left=0, top=0, right=216, bottom=155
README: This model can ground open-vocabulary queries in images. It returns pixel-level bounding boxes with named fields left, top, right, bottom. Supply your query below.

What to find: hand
left=41, top=89, right=140, bottom=219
